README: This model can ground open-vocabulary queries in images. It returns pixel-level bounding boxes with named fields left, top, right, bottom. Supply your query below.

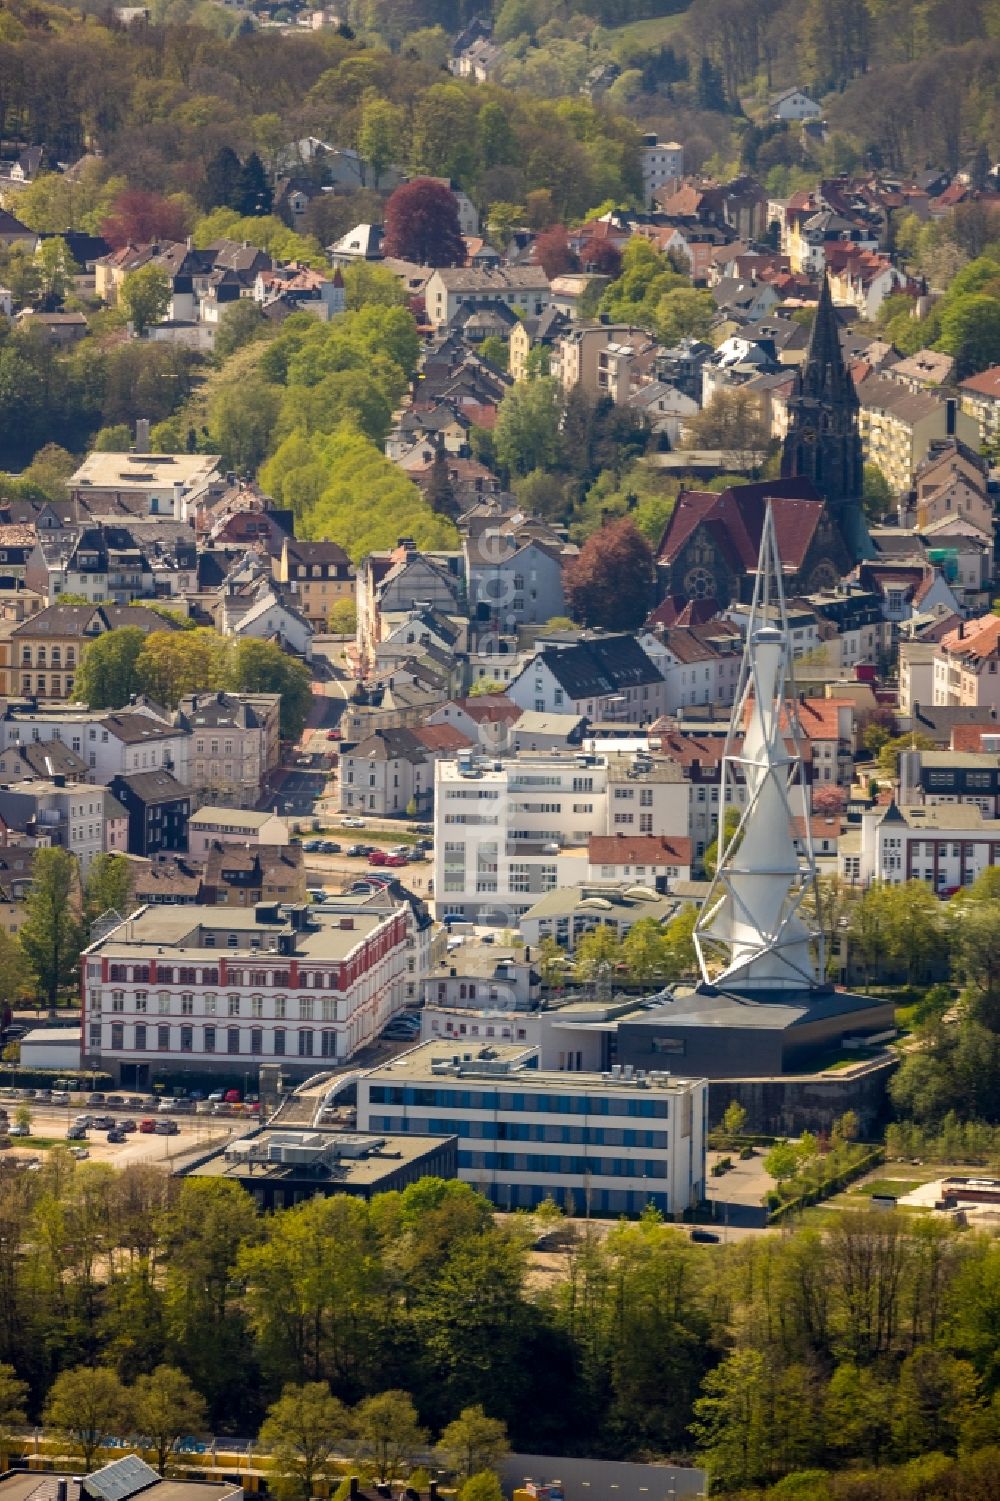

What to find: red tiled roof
left=589, top=833, right=693, bottom=866
left=960, top=366, right=1000, bottom=400
left=656, top=478, right=824, bottom=575
left=414, top=724, right=474, bottom=752
left=940, top=613, right=1000, bottom=664
left=950, top=724, right=994, bottom=752
left=452, top=695, right=522, bottom=723
left=645, top=596, right=720, bottom=629
left=793, top=814, right=844, bottom=840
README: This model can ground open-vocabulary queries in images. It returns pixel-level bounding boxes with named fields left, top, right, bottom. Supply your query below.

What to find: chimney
left=135, top=417, right=151, bottom=450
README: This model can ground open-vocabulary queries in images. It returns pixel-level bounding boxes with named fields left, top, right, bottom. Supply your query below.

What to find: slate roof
left=531, top=636, right=663, bottom=699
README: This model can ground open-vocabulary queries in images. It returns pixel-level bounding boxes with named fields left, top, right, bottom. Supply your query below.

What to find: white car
left=341, top=817, right=365, bottom=828
left=8, top=1123, right=29, bottom=1137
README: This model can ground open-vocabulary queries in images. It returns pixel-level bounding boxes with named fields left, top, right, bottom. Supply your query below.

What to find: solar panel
left=83, top=1456, right=159, bottom=1501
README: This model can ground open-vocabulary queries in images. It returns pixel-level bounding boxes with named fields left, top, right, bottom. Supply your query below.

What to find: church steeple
left=780, top=273, right=871, bottom=560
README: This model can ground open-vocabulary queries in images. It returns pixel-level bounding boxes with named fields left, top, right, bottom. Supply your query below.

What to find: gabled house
left=507, top=635, right=667, bottom=723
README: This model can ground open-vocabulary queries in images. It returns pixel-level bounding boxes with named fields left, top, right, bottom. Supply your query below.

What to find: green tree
left=573, top=924, right=622, bottom=985
left=135, top=628, right=230, bottom=709
left=131, top=1366, right=207, bottom=1476
left=621, top=917, right=668, bottom=981
left=681, top=388, right=770, bottom=464
left=763, top=1142, right=800, bottom=1183
left=862, top=463, right=894, bottom=519
left=469, top=678, right=505, bottom=697
left=228, top=638, right=312, bottom=740
left=493, top=377, right=563, bottom=478
left=120, top=264, right=171, bottom=335
left=877, top=731, right=935, bottom=780
left=661, top=904, right=699, bottom=980
left=93, top=424, right=132, bottom=452
left=35, top=236, right=76, bottom=303
left=358, top=95, right=404, bottom=187
left=213, top=300, right=267, bottom=362
left=936, top=293, right=1000, bottom=379
left=19, top=846, right=83, bottom=1015
left=353, top=1390, right=427, bottom=1482
left=459, top=1476, right=504, bottom=1501
left=0, top=1364, right=27, bottom=1458
left=722, top=1101, right=747, bottom=1138
left=537, top=934, right=567, bottom=989
left=824, top=1363, right=891, bottom=1463
left=84, top=853, right=133, bottom=929
left=437, top=1406, right=509, bottom=1481
left=259, top=1383, right=350, bottom=1501
left=43, top=1366, right=129, bottom=1472
left=328, top=598, right=357, bottom=634
left=692, top=1349, right=773, bottom=1489
left=892, top=1347, right=981, bottom=1456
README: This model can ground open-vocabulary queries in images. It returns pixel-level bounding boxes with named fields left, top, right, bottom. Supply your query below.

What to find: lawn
left=606, top=10, right=688, bottom=54
left=847, top=1178, right=923, bottom=1199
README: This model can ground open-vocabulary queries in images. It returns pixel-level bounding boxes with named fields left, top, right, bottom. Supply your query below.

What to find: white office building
left=357, top=1040, right=707, bottom=1217
left=641, top=134, right=684, bottom=206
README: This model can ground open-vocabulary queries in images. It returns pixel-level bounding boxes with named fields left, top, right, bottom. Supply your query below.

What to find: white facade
left=0, top=707, right=188, bottom=786
left=81, top=901, right=411, bottom=1083
left=188, top=808, right=289, bottom=857
left=641, top=136, right=684, bottom=207
left=842, top=803, right=1000, bottom=891
left=357, top=1040, right=708, bottom=1217
left=772, top=88, right=822, bottom=121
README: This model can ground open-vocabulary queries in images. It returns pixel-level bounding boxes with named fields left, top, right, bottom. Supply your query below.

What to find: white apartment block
left=81, top=899, right=411, bottom=1086
left=640, top=134, right=683, bottom=206
left=357, top=1040, right=708, bottom=1218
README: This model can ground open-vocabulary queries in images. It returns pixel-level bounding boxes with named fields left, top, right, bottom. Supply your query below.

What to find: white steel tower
left=693, top=502, right=822, bottom=991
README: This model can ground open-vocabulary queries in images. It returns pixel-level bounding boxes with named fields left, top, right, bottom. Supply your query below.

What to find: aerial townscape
left=5, top=0, right=1000, bottom=1498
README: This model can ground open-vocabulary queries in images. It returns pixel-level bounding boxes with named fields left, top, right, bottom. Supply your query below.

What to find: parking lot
left=0, top=1102, right=236, bottom=1166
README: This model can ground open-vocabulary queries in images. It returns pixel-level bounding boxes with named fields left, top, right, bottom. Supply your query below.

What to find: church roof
left=655, top=477, right=824, bottom=574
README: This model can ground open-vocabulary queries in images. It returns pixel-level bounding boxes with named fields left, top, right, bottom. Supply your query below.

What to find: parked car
left=92, top=1115, right=116, bottom=1131
left=66, top=1125, right=88, bottom=1141
left=207, top=1091, right=224, bottom=1103
left=368, top=850, right=388, bottom=866
left=119, top=1118, right=137, bottom=1133
left=346, top=844, right=365, bottom=857
left=106, top=1094, right=125, bottom=1107
left=154, top=1119, right=179, bottom=1135
left=157, top=1097, right=177, bottom=1112
left=384, top=853, right=408, bottom=867
left=138, top=1118, right=157, bottom=1133
left=415, top=824, right=433, bottom=835
left=223, top=1089, right=241, bottom=1103
left=50, top=1090, right=70, bottom=1105
left=690, top=1229, right=720, bottom=1244
left=106, top=1129, right=126, bottom=1144
left=406, top=848, right=425, bottom=861
left=341, top=816, right=365, bottom=828
left=86, top=1092, right=106, bottom=1105
left=70, top=1147, right=89, bottom=1161
left=73, top=1114, right=92, bottom=1128
left=8, top=1123, right=29, bottom=1137
left=319, top=840, right=341, bottom=854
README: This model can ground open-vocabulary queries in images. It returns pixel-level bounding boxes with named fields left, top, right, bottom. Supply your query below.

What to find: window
left=299, top=997, right=314, bottom=1021
left=135, top=1023, right=146, bottom=1050
left=135, top=994, right=147, bottom=1014
left=157, top=1025, right=170, bottom=1050
left=181, top=994, right=193, bottom=1015
left=111, top=1022, right=123, bottom=1050
left=321, top=1032, right=337, bottom=1058
left=227, top=1028, right=240, bottom=1055
left=251, top=995, right=264, bottom=1018
left=156, top=993, right=168, bottom=1013
left=322, top=998, right=335, bottom=1022
left=298, top=1030, right=314, bottom=1057
left=204, top=993, right=217, bottom=1015
left=228, top=995, right=240, bottom=1016
left=180, top=1025, right=193, bottom=1053
left=273, top=1029, right=285, bottom=1056
left=250, top=1027, right=263, bottom=1055
left=204, top=1026, right=216, bottom=1053
left=111, top=993, right=124, bottom=1013
left=274, top=996, right=287, bottom=1020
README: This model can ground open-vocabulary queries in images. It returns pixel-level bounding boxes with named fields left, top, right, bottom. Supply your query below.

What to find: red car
left=368, top=850, right=389, bottom=866
left=138, top=1117, right=157, bottom=1133
left=223, top=1089, right=241, bottom=1103
left=384, top=853, right=408, bottom=867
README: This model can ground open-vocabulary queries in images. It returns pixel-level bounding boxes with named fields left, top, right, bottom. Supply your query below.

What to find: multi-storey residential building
left=640, top=134, right=683, bottom=206
left=272, top=538, right=354, bottom=630
left=7, top=604, right=181, bottom=704
left=0, top=777, right=117, bottom=869
left=506, top=635, right=667, bottom=723
left=81, top=898, right=412, bottom=1085
left=175, top=691, right=280, bottom=808
left=856, top=380, right=979, bottom=494
left=423, top=267, right=551, bottom=328
left=587, top=833, right=692, bottom=885
left=959, top=366, right=1000, bottom=447
left=932, top=615, right=1000, bottom=709
left=67, top=451, right=223, bottom=522
left=0, top=703, right=188, bottom=784
left=109, top=769, right=191, bottom=856
left=357, top=1040, right=708, bottom=1217
left=355, top=544, right=463, bottom=674
left=188, top=807, right=288, bottom=857
left=898, top=745, right=1000, bottom=819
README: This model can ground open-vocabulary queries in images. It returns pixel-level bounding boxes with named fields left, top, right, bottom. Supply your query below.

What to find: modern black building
left=109, top=768, right=190, bottom=856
